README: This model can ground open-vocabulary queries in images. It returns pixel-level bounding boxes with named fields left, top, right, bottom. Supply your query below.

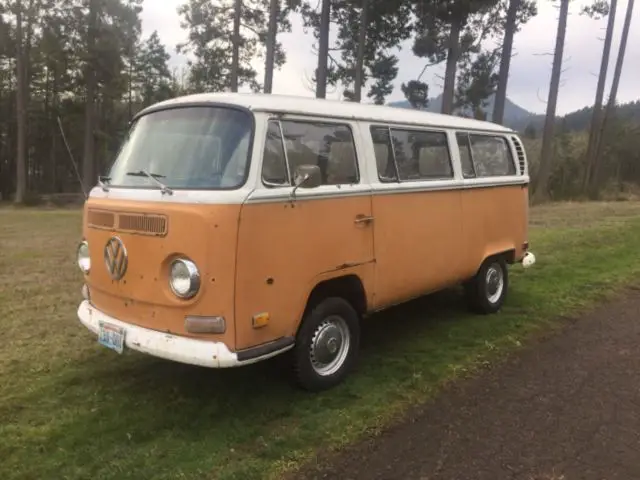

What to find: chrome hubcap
left=485, top=264, right=504, bottom=304
left=310, top=315, right=350, bottom=376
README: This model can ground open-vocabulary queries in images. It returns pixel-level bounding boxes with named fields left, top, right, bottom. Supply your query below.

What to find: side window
left=280, top=120, right=359, bottom=185
left=469, top=135, right=516, bottom=177
left=262, top=121, right=289, bottom=186
left=390, top=129, right=453, bottom=181
left=370, top=126, right=397, bottom=181
left=456, top=132, right=475, bottom=178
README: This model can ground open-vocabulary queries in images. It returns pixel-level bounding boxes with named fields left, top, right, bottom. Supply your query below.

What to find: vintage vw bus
left=76, top=93, right=535, bottom=391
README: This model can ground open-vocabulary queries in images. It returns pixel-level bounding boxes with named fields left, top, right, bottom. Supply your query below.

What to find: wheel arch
left=300, top=274, right=367, bottom=327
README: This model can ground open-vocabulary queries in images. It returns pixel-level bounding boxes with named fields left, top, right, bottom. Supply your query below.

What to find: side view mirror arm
left=290, top=173, right=310, bottom=201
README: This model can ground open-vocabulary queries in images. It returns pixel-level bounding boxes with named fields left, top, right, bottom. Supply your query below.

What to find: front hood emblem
left=104, top=236, right=128, bottom=281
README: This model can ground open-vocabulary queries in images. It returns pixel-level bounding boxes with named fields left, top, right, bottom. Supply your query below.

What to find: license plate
left=98, top=321, right=125, bottom=354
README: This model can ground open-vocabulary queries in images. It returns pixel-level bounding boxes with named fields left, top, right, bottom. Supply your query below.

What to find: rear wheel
left=465, top=256, right=509, bottom=314
left=292, top=297, right=360, bottom=392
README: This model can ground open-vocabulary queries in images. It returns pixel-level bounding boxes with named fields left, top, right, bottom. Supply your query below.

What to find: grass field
left=2, top=202, right=640, bottom=480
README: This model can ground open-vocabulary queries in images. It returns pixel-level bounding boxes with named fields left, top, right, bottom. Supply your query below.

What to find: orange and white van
left=76, top=93, right=536, bottom=391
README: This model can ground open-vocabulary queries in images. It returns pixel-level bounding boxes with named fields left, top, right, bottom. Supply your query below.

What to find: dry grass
left=529, top=200, right=640, bottom=229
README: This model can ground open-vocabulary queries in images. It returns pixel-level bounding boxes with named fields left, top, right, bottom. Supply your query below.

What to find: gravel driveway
left=295, top=288, right=640, bottom=480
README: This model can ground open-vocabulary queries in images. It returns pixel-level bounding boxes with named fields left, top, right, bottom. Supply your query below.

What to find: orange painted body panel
left=371, top=189, right=466, bottom=308
left=460, top=185, right=529, bottom=277
left=81, top=185, right=528, bottom=353
left=82, top=198, right=240, bottom=349
left=234, top=195, right=375, bottom=350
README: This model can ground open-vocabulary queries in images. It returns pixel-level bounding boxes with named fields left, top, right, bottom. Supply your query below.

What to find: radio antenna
left=57, top=116, right=88, bottom=199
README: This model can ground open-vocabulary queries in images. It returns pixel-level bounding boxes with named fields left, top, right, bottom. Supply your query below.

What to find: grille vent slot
left=87, top=210, right=115, bottom=230
left=87, top=209, right=168, bottom=236
left=118, top=214, right=167, bottom=236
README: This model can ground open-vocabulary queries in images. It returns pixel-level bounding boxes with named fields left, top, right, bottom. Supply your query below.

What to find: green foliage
left=401, top=79, right=429, bottom=109
left=4, top=204, right=640, bottom=478
left=454, top=50, right=499, bottom=119
left=132, top=31, right=174, bottom=108
left=0, top=0, right=177, bottom=197
left=301, top=0, right=412, bottom=104
left=522, top=115, right=640, bottom=201
left=177, top=0, right=296, bottom=93
left=407, top=0, right=536, bottom=115
left=580, top=0, right=610, bottom=18
left=412, top=0, right=502, bottom=64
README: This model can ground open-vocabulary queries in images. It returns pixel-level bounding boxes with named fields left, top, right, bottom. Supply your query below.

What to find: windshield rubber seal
left=106, top=102, right=256, bottom=192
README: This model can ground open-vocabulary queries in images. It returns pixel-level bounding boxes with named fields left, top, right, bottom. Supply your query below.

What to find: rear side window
left=468, top=134, right=516, bottom=177
left=264, top=120, right=359, bottom=186
left=370, top=126, right=453, bottom=182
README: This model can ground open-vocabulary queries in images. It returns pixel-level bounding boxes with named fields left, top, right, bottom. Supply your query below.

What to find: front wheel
left=465, top=256, right=509, bottom=314
left=292, top=297, right=360, bottom=392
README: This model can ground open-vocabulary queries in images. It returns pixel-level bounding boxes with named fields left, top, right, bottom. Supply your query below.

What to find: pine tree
left=178, top=0, right=283, bottom=93
left=412, top=0, right=501, bottom=115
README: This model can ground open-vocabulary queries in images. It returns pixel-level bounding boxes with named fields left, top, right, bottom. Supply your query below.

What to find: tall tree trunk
left=264, top=0, right=279, bottom=93
left=15, top=2, right=27, bottom=204
left=441, top=18, right=462, bottom=115
left=589, top=0, right=634, bottom=199
left=24, top=0, right=36, bottom=192
left=230, top=0, right=242, bottom=92
left=83, top=0, right=98, bottom=189
left=128, top=53, right=133, bottom=119
left=492, top=0, right=519, bottom=124
left=316, top=0, right=331, bottom=99
left=581, top=0, right=617, bottom=194
left=533, top=0, right=569, bottom=203
left=353, top=0, right=368, bottom=102
left=49, top=66, right=60, bottom=193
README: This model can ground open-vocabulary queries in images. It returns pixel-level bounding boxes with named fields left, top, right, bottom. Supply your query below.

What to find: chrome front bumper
left=77, top=300, right=293, bottom=368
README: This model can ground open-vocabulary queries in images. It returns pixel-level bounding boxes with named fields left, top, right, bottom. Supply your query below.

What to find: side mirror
left=290, top=164, right=322, bottom=201
left=293, top=164, right=322, bottom=189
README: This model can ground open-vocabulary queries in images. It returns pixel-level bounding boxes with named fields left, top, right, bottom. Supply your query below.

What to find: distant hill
left=388, top=93, right=536, bottom=130
left=525, top=100, right=640, bottom=133
left=387, top=95, right=640, bottom=133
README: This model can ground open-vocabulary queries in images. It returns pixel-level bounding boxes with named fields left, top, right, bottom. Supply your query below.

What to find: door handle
left=354, top=214, right=374, bottom=225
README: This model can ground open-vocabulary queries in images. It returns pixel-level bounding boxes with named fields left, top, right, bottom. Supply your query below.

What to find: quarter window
left=280, top=120, right=359, bottom=185
left=456, top=132, right=475, bottom=178
left=469, top=135, right=516, bottom=177
left=370, top=127, right=398, bottom=182
left=262, top=120, right=289, bottom=186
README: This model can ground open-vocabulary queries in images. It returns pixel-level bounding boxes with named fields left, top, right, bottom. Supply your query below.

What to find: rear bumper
left=77, top=300, right=294, bottom=368
left=521, top=251, right=536, bottom=268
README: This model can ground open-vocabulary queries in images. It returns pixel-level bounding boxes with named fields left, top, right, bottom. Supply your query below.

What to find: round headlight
left=169, top=259, right=200, bottom=299
left=77, top=241, right=91, bottom=274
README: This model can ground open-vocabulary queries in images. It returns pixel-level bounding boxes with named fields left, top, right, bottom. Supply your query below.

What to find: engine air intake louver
left=511, top=136, right=527, bottom=175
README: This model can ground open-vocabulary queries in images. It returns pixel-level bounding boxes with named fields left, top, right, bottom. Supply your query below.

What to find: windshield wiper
left=126, top=169, right=173, bottom=195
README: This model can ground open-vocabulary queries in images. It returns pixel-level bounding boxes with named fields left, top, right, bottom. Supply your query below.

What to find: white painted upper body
left=90, top=92, right=528, bottom=206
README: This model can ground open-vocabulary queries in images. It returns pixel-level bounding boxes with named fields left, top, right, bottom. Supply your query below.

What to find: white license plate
left=98, top=321, right=125, bottom=354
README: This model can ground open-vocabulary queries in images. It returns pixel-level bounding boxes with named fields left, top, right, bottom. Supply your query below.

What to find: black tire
left=292, top=296, right=360, bottom=392
left=465, top=256, right=509, bottom=315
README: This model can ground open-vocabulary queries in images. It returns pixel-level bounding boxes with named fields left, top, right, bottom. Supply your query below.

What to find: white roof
left=142, top=92, right=514, bottom=134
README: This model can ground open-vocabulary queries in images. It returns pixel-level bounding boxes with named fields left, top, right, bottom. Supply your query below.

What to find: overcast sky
left=140, top=0, right=639, bottom=115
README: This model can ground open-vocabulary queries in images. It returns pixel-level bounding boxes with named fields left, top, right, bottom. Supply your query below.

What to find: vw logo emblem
left=104, top=236, right=128, bottom=281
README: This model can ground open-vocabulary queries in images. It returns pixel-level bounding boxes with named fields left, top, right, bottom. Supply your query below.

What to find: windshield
left=107, top=106, right=253, bottom=190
